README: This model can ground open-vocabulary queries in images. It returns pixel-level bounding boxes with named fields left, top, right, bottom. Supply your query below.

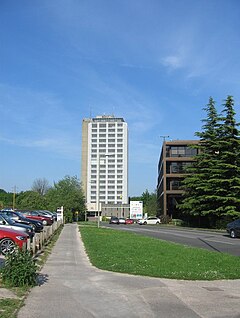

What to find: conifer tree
left=211, top=96, right=240, bottom=218
left=179, top=97, right=220, bottom=216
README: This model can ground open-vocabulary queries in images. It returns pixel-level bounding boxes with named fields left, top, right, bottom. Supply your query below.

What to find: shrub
left=0, top=249, right=37, bottom=287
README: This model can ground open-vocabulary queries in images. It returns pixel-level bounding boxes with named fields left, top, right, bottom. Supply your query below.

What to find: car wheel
left=0, top=238, right=16, bottom=255
left=230, top=229, right=236, bottom=238
left=144, top=221, right=147, bottom=225
left=42, top=220, right=47, bottom=226
left=156, top=221, right=160, bottom=224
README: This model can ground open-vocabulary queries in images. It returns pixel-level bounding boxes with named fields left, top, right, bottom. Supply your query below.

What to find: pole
left=97, top=153, right=100, bottom=228
left=12, top=186, right=16, bottom=210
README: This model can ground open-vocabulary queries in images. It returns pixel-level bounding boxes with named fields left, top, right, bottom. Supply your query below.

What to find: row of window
left=92, top=123, right=123, bottom=127
left=92, top=129, right=123, bottom=133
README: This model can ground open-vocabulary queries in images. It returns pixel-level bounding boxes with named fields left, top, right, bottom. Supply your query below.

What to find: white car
left=138, top=217, right=161, bottom=225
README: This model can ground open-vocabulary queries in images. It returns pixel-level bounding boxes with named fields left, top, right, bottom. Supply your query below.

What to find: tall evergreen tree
left=211, top=96, right=240, bottom=218
left=179, top=96, right=240, bottom=225
left=179, top=97, right=221, bottom=217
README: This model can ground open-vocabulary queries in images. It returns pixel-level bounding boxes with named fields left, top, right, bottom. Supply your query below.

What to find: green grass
left=0, top=298, right=22, bottom=318
left=79, top=224, right=240, bottom=280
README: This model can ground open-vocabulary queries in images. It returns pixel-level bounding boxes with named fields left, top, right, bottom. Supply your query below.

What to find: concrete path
left=17, top=224, right=240, bottom=318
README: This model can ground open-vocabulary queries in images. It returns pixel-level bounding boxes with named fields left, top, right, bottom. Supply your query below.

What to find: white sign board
left=130, top=201, right=143, bottom=219
left=56, top=206, right=64, bottom=221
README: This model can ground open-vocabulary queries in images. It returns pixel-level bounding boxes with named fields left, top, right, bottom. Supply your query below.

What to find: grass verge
left=79, top=223, right=240, bottom=280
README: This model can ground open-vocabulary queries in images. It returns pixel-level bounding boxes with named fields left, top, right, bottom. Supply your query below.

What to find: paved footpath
left=17, top=224, right=240, bottom=318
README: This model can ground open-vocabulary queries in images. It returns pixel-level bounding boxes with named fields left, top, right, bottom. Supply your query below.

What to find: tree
left=32, top=178, right=50, bottom=196
left=45, top=175, right=86, bottom=222
left=0, top=189, right=13, bottom=208
left=179, top=97, right=221, bottom=219
left=211, top=96, right=240, bottom=218
left=179, top=96, right=240, bottom=226
left=16, top=191, right=47, bottom=210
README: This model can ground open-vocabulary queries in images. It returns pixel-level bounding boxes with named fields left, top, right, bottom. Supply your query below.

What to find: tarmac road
left=18, top=224, right=240, bottom=318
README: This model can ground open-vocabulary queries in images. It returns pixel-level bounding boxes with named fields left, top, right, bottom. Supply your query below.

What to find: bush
left=0, top=249, right=37, bottom=287
left=170, top=219, right=184, bottom=226
left=159, top=215, right=171, bottom=224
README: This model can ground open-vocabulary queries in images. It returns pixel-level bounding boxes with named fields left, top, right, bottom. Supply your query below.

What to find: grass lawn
left=79, top=223, right=240, bottom=280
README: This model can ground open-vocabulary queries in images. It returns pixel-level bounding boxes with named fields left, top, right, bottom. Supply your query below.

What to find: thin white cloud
left=161, top=55, right=183, bottom=70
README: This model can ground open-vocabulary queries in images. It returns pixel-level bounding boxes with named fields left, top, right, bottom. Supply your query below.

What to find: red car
left=125, top=218, right=134, bottom=224
left=21, top=211, right=53, bottom=226
left=0, top=228, right=29, bottom=256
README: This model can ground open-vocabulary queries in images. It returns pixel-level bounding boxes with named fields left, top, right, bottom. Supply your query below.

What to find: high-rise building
left=81, top=115, right=128, bottom=212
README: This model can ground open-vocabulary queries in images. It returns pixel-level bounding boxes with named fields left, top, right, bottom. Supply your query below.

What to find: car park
left=226, top=219, right=240, bottom=238
left=138, top=217, right=161, bottom=225
left=1, top=210, right=44, bottom=232
left=0, top=228, right=29, bottom=255
left=0, top=214, right=35, bottom=239
left=109, top=216, right=119, bottom=224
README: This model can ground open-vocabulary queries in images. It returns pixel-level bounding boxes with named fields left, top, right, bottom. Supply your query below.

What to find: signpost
left=130, top=201, right=143, bottom=220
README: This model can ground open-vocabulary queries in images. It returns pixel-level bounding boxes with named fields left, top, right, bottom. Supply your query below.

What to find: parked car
left=0, top=228, right=29, bottom=255
left=0, top=214, right=35, bottom=239
left=1, top=210, right=44, bottom=232
left=125, top=218, right=134, bottom=224
left=138, top=217, right=161, bottom=225
left=109, top=216, right=119, bottom=224
left=118, top=217, right=126, bottom=224
left=35, top=210, right=55, bottom=222
left=21, top=210, right=53, bottom=226
left=226, top=219, right=240, bottom=238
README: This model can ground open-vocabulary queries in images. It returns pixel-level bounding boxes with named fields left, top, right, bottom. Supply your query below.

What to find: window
left=108, top=144, right=115, bottom=147
left=99, top=144, right=106, bottom=147
left=99, top=129, right=106, bottom=132
left=91, top=170, right=97, bottom=174
left=117, top=139, right=123, bottom=142
left=108, top=139, right=115, bottom=142
left=117, top=185, right=122, bottom=189
left=117, top=159, right=123, bottom=162
left=92, top=124, right=97, bottom=128
left=117, top=149, right=123, bottom=153
left=99, top=149, right=106, bottom=153
left=108, top=134, right=115, bottom=137
left=99, top=139, right=106, bottom=142
left=91, top=154, right=97, bottom=158
left=92, top=134, right=97, bottom=137
left=117, top=128, right=123, bottom=132
left=108, top=149, right=115, bottom=153
left=99, top=134, right=106, bottom=137
left=91, top=175, right=96, bottom=179
left=108, top=129, right=115, bottom=132
left=117, top=123, right=123, bottom=127
left=117, top=134, right=123, bottom=137
left=99, top=124, right=106, bottom=127
left=92, top=144, right=97, bottom=148
left=91, top=139, right=97, bottom=143
left=92, top=129, right=97, bottom=132
left=117, top=144, right=123, bottom=147
left=117, top=170, right=123, bottom=173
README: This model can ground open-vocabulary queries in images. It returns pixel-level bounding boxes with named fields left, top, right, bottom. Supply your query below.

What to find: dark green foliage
left=0, top=189, right=14, bottom=209
left=1, top=249, right=37, bottom=287
left=179, top=96, right=240, bottom=225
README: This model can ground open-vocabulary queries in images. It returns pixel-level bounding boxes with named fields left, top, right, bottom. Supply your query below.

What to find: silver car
left=0, top=214, right=35, bottom=239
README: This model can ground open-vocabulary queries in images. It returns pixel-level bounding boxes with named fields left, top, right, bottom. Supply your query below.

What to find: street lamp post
left=97, top=154, right=109, bottom=228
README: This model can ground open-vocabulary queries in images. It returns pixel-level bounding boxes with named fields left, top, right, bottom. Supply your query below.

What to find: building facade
left=157, top=140, right=199, bottom=218
left=81, top=115, right=128, bottom=214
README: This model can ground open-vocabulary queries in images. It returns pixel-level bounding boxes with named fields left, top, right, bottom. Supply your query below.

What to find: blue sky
left=1, top=0, right=240, bottom=196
